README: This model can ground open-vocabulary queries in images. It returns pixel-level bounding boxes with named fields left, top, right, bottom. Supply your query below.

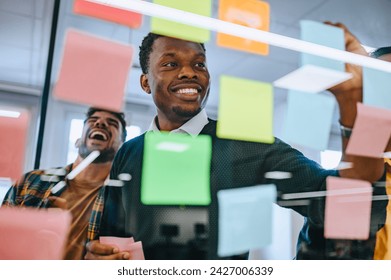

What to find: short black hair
left=139, top=33, right=206, bottom=74
left=370, top=46, right=391, bottom=58
left=85, top=107, right=127, bottom=141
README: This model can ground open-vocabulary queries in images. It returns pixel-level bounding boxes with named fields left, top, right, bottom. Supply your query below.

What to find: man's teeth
left=90, top=131, right=107, bottom=140
left=177, top=88, right=198, bottom=94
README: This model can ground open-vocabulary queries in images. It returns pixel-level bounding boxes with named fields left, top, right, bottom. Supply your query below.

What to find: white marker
left=67, top=150, right=100, bottom=180
left=118, top=173, right=132, bottom=181
left=264, top=171, right=292, bottom=180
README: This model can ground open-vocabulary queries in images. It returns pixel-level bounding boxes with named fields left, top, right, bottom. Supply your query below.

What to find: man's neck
left=156, top=115, right=189, bottom=131
left=72, top=156, right=111, bottom=184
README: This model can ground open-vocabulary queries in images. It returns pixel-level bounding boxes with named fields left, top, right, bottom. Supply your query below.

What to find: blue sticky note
left=363, top=67, right=391, bottom=110
left=217, top=184, right=276, bottom=257
left=283, top=91, right=335, bottom=151
left=300, top=20, right=345, bottom=71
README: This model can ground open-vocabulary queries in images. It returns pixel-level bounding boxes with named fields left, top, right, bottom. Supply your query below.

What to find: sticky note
left=283, top=90, right=335, bottom=150
left=217, top=184, right=276, bottom=257
left=217, top=75, right=274, bottom=143
left=346, top=103, right=391, bottom=158
left=151, top=0, right=211, bottom=43
left=141, top=132, right=212, bottom=205
left=300, top=20, right=345, bottom=71
left=73, top=0, right=142, bottom=28
left=0, top=109, right=30, bottom=182
left=273, top=65, right=352, bottom=93
left=0, top=208, right=71, bottom=259
left=217, top=0, right=270, bottom=55
left=324, top=177, right=372, bottom=240
left=54, top=29, right=133, bottom=112
left=100, top=236, right=145, bottom=260
left=363, top=67, right=391, bottom=110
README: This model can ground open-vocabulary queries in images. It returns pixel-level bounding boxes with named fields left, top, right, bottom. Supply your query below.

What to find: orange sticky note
left=73, top=0, right=142, bottom=28
left=0, top=109, right=30, bottom=182
left=324, top=177, right=372, bottom=240
left=217, top=0, right=270, bottom=55
left=54, top=29, right=133, bottom=112
left=346, top=103, right=391, bottom=158
left=100, top=236, right=145, bottom=260
left=0, top=208, right=71, bottom=259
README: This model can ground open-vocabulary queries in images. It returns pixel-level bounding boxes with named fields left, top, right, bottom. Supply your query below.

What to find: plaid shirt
left=2, top=164, right=72, bottom=208
left=86, top=186, right=106, bottom=242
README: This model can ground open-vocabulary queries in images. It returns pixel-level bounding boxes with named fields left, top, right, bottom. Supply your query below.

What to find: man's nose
left=94, top=118, right=108, bottom=128
left=178, top=65, right=198, bottom=79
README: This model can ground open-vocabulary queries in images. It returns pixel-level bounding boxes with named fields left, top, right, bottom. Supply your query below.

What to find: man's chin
left=172, top=106, right=201, bottom=118
left=78, top=147, right=115, bottom=164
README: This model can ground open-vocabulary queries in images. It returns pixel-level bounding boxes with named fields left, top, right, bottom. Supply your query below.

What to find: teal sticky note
left=217, top=75, right=274, bottom=143
left=151, top=0, right=211, bottom=43
left=363, top=67, right=391, bottom=110
left=283, top=90, right=335, bottom=151
left=300, top=20, right=345, bottom=71
left=141, top=132, right=212, bottom=205
left=217, top=184, right=277, bottom=257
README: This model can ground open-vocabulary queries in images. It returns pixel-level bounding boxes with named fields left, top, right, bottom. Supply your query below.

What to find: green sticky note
left=151, top=0, right=211, bottom=43
left=141, top=132, right=212, bottom=205
left=217, top=75, right=274, bottom=143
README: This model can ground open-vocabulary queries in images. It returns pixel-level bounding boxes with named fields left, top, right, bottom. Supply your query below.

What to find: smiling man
left=85, top=31, right=387, bottom=260
left=2, top=107, right=126, bottom=259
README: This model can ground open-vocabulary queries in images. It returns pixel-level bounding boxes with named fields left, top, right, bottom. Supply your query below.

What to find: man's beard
left=78, top=144, right=116, bottom=163
left=172, top=106, right=201, bottom=118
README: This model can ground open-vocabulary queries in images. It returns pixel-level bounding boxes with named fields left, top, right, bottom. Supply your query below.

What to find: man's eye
left=195, top=62, right=206, bottom=68
left=164, top=62, right=177, bottom=67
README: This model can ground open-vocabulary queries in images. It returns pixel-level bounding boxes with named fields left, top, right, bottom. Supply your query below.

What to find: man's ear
left=75, top=138, right=81, bottom=148
left=140, top=74, right=151, bottom=94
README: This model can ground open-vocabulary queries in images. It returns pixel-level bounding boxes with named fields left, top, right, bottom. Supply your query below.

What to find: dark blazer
left=99, top=120, right=386, bottom=259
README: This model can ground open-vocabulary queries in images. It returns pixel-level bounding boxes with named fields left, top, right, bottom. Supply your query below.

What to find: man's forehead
left=89, top=111, right=120, bottom=122
left=153, top=36, right=205, bottom=54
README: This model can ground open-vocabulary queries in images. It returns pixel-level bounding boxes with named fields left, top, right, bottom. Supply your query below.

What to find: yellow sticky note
left=151, top=0, right=211, bottom=43
left=217, top=0, right=270, bottom=55
left=217, top=75, right=274, bottom=143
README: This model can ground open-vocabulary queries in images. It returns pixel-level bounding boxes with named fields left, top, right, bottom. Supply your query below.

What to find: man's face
left=77, top=111, right=123, bottom=163
left=140, top=36, right=210, bottom=126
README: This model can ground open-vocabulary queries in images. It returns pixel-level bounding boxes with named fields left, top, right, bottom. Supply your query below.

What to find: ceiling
left=1, top=0, right=391, bottom=115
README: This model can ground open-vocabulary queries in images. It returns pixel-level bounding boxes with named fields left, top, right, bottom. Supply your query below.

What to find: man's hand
left=84, top=240, right=130, bottom=260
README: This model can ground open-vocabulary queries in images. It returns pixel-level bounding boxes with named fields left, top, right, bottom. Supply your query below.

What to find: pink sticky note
left=100, top=236, right=145, bottom=260
left=324, top=177, right=372, bottom=240
left=346, top=103, right=391, bottom=158
left=0, top=109, right=30, bottom=182
left=100, top=236, right=134, bottom=251
left=54, top=29, right=133, bottom=112
left=0, top=208, right=72, bottom=259
left=73, top=0, right=143, bottom=29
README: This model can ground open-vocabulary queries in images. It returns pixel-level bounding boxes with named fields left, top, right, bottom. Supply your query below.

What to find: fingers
left=84, top=240, right=130, bottom=260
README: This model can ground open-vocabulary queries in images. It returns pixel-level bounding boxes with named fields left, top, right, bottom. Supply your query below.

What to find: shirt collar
left=148, top=109, right=209, bottom=137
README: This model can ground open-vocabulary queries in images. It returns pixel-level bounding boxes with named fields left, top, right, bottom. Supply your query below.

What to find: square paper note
left=141, top=132, right=212, bottom=205
left=346, top=103, right=391, bottom=158
left=300, top=20, right=345, bottom=71
left=273, top=65, right=352, bottom=93
left=324, top=177, right=372, bottom=240
left=217, top=0, right=270, bottom=55
left=151, top=0, right=211, bottom=43
left=0, top=109, right=30, bottom=182
left=0, top=208, right=71, bottom=259
left=217, top=75, right=274, bottom=143
left=363, top=67, right=391, bottom=110
left=54, top=29, right=133, bottom=112
left=217, top=184, right=276, bottom=257
left=283, top=90, right=335, bottom=151
left=73, top=0, right=143, bottom=28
